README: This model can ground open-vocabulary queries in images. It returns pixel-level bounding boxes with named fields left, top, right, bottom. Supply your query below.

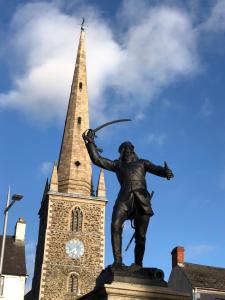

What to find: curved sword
left=93, top=118, right=132, bottom=134
left=83, top=119, right=132, bottom=153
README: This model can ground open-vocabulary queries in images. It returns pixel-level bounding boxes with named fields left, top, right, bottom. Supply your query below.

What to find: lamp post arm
left=4, top=200, right=16, bottom=213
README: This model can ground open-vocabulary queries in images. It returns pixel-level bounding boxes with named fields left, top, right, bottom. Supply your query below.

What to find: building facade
left=29, top=27, right=107, bottom=300
left=0, top=218, right=27, bottom=300
left=169, top=246, right=225, bottom=300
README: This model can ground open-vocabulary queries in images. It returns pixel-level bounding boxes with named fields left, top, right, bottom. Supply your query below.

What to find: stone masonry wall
left=31, top=194, right=49, bottom=300
left=40, top=193, right=106, bottom=300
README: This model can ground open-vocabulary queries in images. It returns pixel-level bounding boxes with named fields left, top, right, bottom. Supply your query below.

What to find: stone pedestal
left=79, top=281, right=189, bottom=299
left=79, top=266, right=190, bottom=300
left=95, top=265, right=167, bottom=288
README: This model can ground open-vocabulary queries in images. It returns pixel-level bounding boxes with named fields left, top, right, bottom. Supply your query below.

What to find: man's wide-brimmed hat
left=118, top=141, right=134, bottom=153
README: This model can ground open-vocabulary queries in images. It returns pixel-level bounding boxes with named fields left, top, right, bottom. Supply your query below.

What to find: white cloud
left=134, top=112, right=145, bottom=121
left=146, top=133, right=167, bottom=146
left=0, top=1, right=200, bottom=124
left=40, top=161, right=52, bottom=175
left=161, top=98, right=173, bottom=109
left=116, top=5, right=198, bottom=101
left=199, top=1, right=225, bottom=32
left=186, top=244, right=215, bottom=259
left=199, top=98, right=213, bottom=117
left=161, top=98, right=185, bottom=112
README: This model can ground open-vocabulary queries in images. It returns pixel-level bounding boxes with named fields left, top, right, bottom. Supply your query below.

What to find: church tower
left=30, top=26, right=107, bottom=300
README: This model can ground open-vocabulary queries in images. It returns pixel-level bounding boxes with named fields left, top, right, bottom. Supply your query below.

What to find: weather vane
left=81, top=18, right=85, bottom=31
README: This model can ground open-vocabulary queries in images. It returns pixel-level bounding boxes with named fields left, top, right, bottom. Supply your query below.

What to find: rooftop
left=182, top=262, right=225, bottom=291
left=0, top=235, right=26, bottom=276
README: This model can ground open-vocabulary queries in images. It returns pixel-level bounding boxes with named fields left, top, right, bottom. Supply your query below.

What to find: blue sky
left=1, top=0, right=225, bottom=292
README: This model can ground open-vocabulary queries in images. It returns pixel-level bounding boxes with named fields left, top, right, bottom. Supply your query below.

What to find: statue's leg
left=134, top=213, right=150, bottom=266
left=111, top=207, right=128, bottom=266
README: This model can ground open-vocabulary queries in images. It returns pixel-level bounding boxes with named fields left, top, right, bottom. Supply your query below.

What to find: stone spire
left=96, top=169, right=106, bottom=198
left=58, top=28, right=92, bottom=195
left=49, top=162, right=58, bottom=192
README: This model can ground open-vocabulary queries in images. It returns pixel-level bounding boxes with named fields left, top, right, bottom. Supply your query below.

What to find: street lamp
left=0, top=186, right=23, bottom=296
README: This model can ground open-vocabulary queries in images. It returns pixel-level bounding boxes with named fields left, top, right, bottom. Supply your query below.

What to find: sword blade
left=93, top=119, right=132, bottom=134
left=125, top=233, right=135, bottom=252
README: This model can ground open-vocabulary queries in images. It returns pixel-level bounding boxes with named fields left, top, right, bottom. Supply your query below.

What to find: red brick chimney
left=171, top=246, right=185, bottom=268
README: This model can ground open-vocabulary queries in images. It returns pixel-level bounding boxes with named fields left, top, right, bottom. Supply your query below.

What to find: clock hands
left=65, top=239, right=84, bottom=259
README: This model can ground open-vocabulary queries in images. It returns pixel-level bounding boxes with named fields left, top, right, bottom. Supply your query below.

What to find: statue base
left=78, top=265, right=190, bottom=300
left=96, top=265, right=167, bottom=287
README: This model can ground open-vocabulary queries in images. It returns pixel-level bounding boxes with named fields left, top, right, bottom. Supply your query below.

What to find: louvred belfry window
left=71, top=207, right=83, bottom=232
left=68, top=273, right=78, bottom=293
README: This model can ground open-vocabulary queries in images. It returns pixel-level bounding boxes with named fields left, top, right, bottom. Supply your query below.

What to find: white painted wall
left=0, top=275, right=26, bottom=300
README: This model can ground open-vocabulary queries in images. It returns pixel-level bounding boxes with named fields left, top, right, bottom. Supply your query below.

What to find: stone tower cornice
left=48, top=190, right=107, bottom=204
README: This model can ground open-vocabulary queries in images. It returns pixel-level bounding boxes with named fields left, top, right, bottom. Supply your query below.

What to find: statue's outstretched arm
left=143, top=160, right=174, bottom=180
left=82, top=130, right=116, bottom=172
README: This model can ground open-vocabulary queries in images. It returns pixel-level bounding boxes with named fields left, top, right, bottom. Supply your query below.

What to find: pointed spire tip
left=81, top=18, right=85, bottom=31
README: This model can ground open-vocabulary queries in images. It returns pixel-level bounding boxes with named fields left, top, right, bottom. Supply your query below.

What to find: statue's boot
left=134, top=237, right=145, bottom=267
left=130, top=263, right=142, bottom=271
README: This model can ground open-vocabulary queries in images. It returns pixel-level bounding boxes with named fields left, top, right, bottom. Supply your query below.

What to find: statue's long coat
left=86, top=142, right=167, bottom=217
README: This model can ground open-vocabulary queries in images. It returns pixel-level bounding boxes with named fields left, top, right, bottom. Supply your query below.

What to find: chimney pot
left=15, top=217, right=26, bottom=242
left=171, top=246, right=185, bottom=268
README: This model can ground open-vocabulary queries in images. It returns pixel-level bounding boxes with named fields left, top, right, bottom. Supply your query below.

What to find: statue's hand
left=82, top=129, right=95, bottom=143
left=165, top=168, right=174, bottom=180
left=164, top=161, right=174, bottom=180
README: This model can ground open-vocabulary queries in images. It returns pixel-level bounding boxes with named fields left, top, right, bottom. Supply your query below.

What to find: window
left=79, top=82, right=82, bottom=90
left=75, top=160, right=81, bottom=167
left=68, top=273, right=78, bottom=293
left=71, top=207, right=83, bottom=232
left=77, top=117, right=82, bottom=125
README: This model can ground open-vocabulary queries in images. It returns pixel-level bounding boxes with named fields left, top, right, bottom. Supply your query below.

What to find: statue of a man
left=83, top=131, right=174, bottom=268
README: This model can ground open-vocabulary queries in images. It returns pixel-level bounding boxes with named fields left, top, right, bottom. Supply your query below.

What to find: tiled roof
left=183, top=262, right=225, bottom=290
left=0, top=236, right=26, bottom=276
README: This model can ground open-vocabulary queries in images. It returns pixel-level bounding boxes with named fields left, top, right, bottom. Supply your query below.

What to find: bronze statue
left=83, top=125, right=174, bottom=269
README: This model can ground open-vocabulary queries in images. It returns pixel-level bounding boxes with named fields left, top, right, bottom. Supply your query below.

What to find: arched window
left=71, top=207, right=83, bottom=232
left=79, top=82, right=82, bottom=90
left=68, top=273, right=78, bottom=293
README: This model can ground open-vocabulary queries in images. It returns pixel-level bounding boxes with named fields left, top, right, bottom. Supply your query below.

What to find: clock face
left=65, top=239, right=84, bottom=259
